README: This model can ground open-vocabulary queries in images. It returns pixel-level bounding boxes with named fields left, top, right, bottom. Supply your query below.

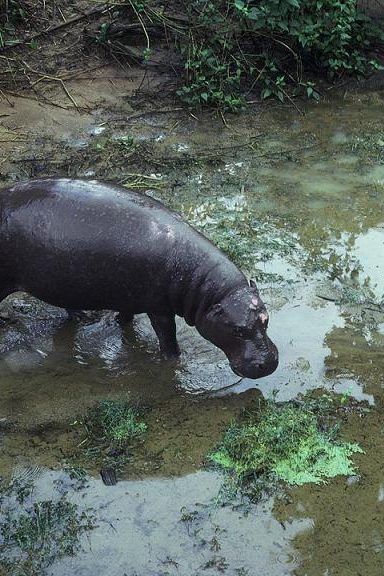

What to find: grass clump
left=0, top=478, right=95, bottom=576
left=76, top=399, right=147, bottom=469
left=210, top=400, right=363, bottom=490
left=87, top=399, right=147, bottom=443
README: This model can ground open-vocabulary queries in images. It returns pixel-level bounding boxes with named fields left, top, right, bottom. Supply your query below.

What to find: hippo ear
left=249, top=279, right=257, bottom=288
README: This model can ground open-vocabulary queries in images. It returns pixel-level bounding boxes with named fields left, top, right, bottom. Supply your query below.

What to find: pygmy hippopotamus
left=0, top=178, right=278, bottom=379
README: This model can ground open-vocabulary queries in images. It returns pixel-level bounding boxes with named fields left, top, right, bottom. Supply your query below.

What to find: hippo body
left=0, top=178, right=278, bottom=379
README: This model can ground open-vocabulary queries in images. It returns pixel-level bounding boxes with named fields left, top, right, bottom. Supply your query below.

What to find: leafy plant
left=105, top=0, right=383, bottom=109
left=185, top=196, right=300, bottom=274
left=210, top=400, right=363, bottom=489
left=177, top=44, right=245, bottom=111
left=91, top=399, right=147, bottom=444
left=0, top=0, right=25, bottom=47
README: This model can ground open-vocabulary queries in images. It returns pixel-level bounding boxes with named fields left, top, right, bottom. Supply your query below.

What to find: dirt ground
left=0, top=1, right=186, bottom=185
left=1, top=1, right=383, bottom=185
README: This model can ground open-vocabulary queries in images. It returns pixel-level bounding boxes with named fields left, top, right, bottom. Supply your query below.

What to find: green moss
left=210, top=402, right=363, bottom=487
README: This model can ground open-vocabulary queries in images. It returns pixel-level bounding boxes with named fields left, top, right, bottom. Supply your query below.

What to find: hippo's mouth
left=229, top=356, right=278, bottom=380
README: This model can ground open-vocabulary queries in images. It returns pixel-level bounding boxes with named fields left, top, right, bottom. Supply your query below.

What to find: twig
left=123, top=173, right=164, bottom=180
left=58, top=6, right=67, bottom=23
left=13, top=158, right=65, bottom=163
left=219, top=110, right=230, bottom=129
left=128, top=0, right=150, bottom=52
left=0, top=88, right=14, bottom=106
left=202, top=377, right=244, bottom=397
left=33, top=74, right=79, bottom=109
left=316, top=294, right=337, bottom=302
left=2, top=90, right=77, bottom=111
left=20, top=60, right=81, bottom=110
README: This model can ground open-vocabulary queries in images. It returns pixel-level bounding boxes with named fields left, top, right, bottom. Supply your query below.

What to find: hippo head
left=196, top=282, right=278, bottom=379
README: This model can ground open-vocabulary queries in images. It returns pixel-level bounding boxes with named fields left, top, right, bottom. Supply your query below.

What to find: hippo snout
left=229, top=340, right=279, bottom=380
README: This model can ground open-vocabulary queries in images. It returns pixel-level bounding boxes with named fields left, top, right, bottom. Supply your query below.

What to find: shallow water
left=8, top=468, right=311, bottom=576
left=1, top=95, right=384, bottom=575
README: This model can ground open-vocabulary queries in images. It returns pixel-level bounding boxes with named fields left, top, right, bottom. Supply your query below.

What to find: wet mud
left=0, top=75, right=384, bottom=574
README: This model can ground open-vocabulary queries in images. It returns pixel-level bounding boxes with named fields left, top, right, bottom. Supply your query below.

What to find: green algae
left=210, top=401, right=363, bottom=487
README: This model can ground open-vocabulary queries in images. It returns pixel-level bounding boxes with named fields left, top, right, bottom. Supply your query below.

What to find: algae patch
left=210, top=400, right=363, bottom=487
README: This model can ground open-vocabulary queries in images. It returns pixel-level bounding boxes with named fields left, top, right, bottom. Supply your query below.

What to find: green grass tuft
left=75, top=399, right=147, bottom=470
left=88, top=399, right=147, bottom=444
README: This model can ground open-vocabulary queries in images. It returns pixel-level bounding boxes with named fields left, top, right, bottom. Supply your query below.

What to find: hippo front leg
left=148, top=312, right=180, bottom=359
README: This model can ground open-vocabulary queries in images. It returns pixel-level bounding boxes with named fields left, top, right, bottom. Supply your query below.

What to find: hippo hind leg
left=147, top=312, right=180, bottom=359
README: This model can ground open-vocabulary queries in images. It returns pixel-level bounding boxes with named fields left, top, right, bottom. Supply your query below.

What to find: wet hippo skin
left=0, top=178, right=278, bottom=379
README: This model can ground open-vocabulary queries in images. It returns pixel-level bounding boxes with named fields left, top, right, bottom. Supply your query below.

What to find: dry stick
left=58, top=64, right=107, bottom=81
left=0, top=136, right=26, bottom=142
left=0, top=88, right=14, bottom=105
left=129, top=0, right=150, bottom=52
left=14, top=158, right=66, bottom=163
left=58, top=6, right=67, bottom=23
left=219, top=110, right=230, bottom=129
left=3, top=89, right=77, bottom=111
left=0, top=4, right=111, bottom=53
left=21, top=60, right=81, bottom=110
left=32, top=74, right=80, bottom=110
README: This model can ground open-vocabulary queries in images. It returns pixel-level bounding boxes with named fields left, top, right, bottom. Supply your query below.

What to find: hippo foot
left=117, top=311, right=134, bottom=324
left=160, top=343, right=181, bottom=360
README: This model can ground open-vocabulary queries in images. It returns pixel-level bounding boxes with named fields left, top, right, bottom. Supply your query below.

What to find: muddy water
left=1, top=96, right=384, bottom=575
